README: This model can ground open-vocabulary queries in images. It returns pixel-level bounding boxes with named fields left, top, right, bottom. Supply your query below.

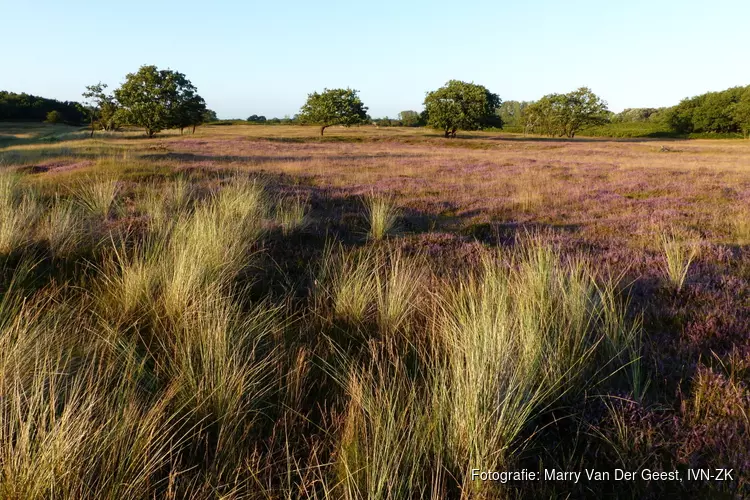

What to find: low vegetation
left=0, top=123, right=747, bottom=498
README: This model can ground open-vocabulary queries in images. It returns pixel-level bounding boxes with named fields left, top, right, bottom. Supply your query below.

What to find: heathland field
left=0, top=122, right=748, bottom=498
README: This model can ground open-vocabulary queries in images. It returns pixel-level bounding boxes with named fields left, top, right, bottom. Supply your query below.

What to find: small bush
left=45, top=110, right=64, bottom=124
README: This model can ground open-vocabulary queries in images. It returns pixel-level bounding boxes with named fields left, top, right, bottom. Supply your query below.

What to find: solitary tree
left=423, top=80, right=501, bottom=138
left=298, top=88, right=369, bottom=136
left=522, top=87, right=608, bottom=138
left=114, top=65, right=205, bottom=137
left=82, top=82, right=119, bottom=136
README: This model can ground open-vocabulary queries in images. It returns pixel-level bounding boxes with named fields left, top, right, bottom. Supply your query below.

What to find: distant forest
left=0, top=91, right=87, bottom=124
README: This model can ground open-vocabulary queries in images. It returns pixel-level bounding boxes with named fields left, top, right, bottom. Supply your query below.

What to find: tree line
left=3, top=66, right=749, bottom=139
left=665, top=85, right=750, bottom=137
left=296, top=81, right=605, bottom=138
left=0, top=91, right=88, bottom=124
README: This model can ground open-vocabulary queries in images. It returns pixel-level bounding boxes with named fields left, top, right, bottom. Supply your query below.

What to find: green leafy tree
left=666, top=85, right=749, bottom=134
left=83, top=82, right=119, bottom=135
left=522, top=95, right=567, bottom=136
left=565, top=87, right=608, bottom=137
left=612, top=108, right=659, bottom=123
left=398, top=110, right=422, bottom=127
left=423, top=80, right=501, bottom=138
left=522, top=87, right=608, bottom=138
left=0, top=91, right=86, bottom=124
left=173, top=89, right=207, bottom=134
left=497, top=100, right=531, bottom=128
left=202, top=109, right=218, bottom=122
left=733, top=88, right=750, bottom=138
left=298, top=88, right=369, bottom=136
left=114, top=65, right=205, bottom=137
left=45, top=110, right=63, bottom=124
left=247, top=114, right=267, bottom=123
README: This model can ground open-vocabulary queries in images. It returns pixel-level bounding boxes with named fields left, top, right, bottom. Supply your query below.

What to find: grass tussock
left=733, top=208, right=750, bottom=244
left=364, top=191, right=399, bottom=240
left=0, top=173, right=38, bottom=254
left=274, top=194, right=310, bottom=235
left=433, top=244, right=637, bottom=488
left=74, top=176, right=118, bottom=218
left=39, top=197, right=88, bottom=257
left=661, top=230, right=698, bottom=291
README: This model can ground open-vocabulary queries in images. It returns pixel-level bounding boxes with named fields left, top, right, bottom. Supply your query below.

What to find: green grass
left=661, top=231, right=698, bottom=291
left=274, top=194, right=310, bottom=235
left=364, top=192, right=399, bottom=240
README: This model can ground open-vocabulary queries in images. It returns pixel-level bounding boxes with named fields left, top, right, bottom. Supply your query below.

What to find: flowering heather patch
left=0, top=123, right=747, bottom=498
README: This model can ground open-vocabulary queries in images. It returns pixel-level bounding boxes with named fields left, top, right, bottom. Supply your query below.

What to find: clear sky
left=2, top=0, right=749, bottom=119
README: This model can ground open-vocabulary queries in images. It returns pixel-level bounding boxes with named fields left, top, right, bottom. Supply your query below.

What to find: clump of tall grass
left=96, top=233, right=164, bottom=317
left=334, top=351, right=435, bottom=499
left=138, top=176, right=192, bottom=231
left=274, top=194, right=310, bottom=235
left=374, top=249, right=425, bottom=336
left=660, top=230, right=698, bottom=291
left=160, top=180, right=265, bottom=319
left=432, top=243, right=638, bottom=489
left=0, top=173, right=38, bottom=254
left=317, top=245, right=424, bottom=337
left=170, top=291, right=284, bottom=467
left=0, top=272, right=189, bottom=500
left=733, top=208, right=750, bottom=244
left=364, top=192, right=399, bottom=240
left=38, top=197, right=87, bottom=257
left=74, top=176, right=118, bottom=218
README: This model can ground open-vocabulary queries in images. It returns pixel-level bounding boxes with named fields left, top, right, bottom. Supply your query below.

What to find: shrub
left=45, top=110, right=64, bottom=124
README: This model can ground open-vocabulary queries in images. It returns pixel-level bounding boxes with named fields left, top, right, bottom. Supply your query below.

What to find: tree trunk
left=90, top=118, right=95, bottom=138
left=180, top=128, right=184, bottom=135
left=444, top=129, right=450, bottom=138
left=192, top=125, right=196, bottom=134
left=320, top=125, right=328, bottom=136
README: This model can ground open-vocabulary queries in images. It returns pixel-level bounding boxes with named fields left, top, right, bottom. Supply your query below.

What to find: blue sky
left=2, top=0, right=749, bottom=119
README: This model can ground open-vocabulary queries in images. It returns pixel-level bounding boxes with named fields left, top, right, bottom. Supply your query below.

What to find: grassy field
left=0, top=122, right=748, bottom=498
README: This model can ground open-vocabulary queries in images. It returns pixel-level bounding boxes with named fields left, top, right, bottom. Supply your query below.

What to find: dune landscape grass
left=0, top=122, right=747, bottom=498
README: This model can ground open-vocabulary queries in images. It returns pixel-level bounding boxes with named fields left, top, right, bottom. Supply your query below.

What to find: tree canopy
left=496, top=100, right=531, bottom=128
left=666, top=85, right=750, bottom=135
left=423, top=80, right=501, bottom=138
left=398, top=110, right=423, bottom=127
left=732, top=88, right=750, bottom=138
left=522, top=87, right=608, bottom=138
left=247, top=115, right=267, bottom=123
left=298, top=88, right=369, bottom=136
left=82, top=83, right=120, bottom=133
left=113, top=65, right=206, bottom=137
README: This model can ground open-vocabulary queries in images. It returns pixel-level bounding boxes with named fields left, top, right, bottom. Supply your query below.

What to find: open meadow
left=0, top=122, right=748, bottom=498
